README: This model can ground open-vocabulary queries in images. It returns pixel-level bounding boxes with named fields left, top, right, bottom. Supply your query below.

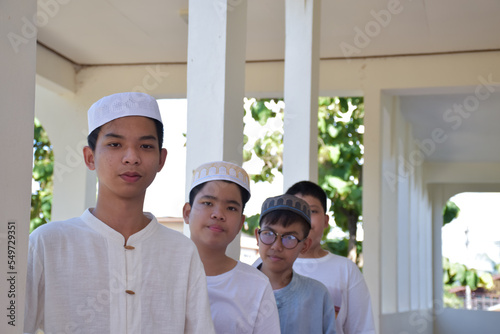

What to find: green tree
left=31, top=118, right=54, bottom=232
left=442, top=256, right=495, bottom=308
left=317, top=97, right=363, bottom=263
left=242, top=97, right=364, bottom=264
left=443, top=200, right=460, bottom=226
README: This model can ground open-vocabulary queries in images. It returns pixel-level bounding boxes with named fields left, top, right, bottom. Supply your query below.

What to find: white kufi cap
left=87, top=92, right=162, bottom=134
left=189, top=161, right=251, bottom=199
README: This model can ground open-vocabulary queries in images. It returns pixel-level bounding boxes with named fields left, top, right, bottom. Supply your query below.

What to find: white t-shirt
left=293, top=253, right=376, bottom=334
left=24, top=209, right=215, bottom=334
left=206, top=261, right=280, bottom=334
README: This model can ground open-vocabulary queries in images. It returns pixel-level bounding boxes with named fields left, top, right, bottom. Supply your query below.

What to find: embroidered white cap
left=87, top=92, right=162, bottom=134
left=260, top=194, right=311, bottom=225
left=189, top=161, right=251, bottom=199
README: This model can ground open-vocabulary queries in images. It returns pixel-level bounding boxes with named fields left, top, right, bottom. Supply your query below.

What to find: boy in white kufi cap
left=25, top=92, right=215, bottom=334
left=183, top=161, right=281, bottom=334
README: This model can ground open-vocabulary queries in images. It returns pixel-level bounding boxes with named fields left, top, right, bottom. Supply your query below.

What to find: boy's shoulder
left=29, top=215, right=87, bottom=240
left=233, top=261, right=271, bottom=282
left=293, top=271, right=330, bottom=293
left=295, top=252, right=360, bottom=272
left=154, top=222, right=197, bottom=247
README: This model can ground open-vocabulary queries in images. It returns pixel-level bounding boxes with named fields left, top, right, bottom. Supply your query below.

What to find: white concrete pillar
left=394, top=109, right=411, bottom=313
left=282, top=0, right=321, bottom=190
left=185, top=0, right=248, bottom=259
left=380, top=95, right=398, bottom=314
left=430, top=184, right=445, bottom=312
left=0, top=1, right=37, bottom=332
left=409, top=174, right=420, bottom=310
left=363, top=89, right=383, bottom=333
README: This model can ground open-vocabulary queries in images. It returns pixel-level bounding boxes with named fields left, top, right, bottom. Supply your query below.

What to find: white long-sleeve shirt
left=24, top=209, right=215, bottom=334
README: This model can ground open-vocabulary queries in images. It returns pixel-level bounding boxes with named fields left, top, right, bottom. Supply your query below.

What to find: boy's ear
left=300, top=237, right=312, bottom=255
left=83, top=146, right=96, bottom=170
left=158, top=148, right=168, bottom=171
left=182, top=202, right=192, bottom=224
left=323, top=214, right=330, bottom=230
left=238, top=215, right=246, bottom=231
left=254, top=226, right=260, bottom=246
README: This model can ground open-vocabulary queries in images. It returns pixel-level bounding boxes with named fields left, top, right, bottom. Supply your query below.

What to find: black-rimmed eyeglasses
left=257, top=229, right=305, bottom=249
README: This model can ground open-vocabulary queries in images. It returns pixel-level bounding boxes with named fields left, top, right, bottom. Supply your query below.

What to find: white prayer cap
left=88, top=92, right=162, bottom=134
left=189, top=161, right=251, bottom=200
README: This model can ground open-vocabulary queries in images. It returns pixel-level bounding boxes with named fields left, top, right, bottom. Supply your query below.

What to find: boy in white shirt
left=286, top=181, right=375, bottom=334
left=24, top=92, right=215, bottom=333
left=183, top=161, right=280, bottom=333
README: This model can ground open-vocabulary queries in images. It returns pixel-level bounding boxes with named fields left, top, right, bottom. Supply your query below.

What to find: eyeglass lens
left=259, top=230, right=299, bottom=249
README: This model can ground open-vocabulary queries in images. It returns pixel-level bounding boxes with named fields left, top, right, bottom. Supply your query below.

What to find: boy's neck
left=197, top=247, right=238, bottom=276
left=92, top=196, right=149, bottom=244
left=259, top=265, right=293, bottom=290
left=299, top=244, right=329, bottom=259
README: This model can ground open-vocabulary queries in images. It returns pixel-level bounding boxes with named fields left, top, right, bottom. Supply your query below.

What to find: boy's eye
left=202, top=201, right=213, bottom=206
left=228, top=206, right=238, bottom=211
left=108, top=142, right=120, bottom=147
left=141, top=144, right=155, bottom=149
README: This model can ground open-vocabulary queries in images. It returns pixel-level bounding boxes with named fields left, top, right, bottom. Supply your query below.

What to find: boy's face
left=83, top=116, right=167, bottom=201
left=294, top=194, right=329, bottom=249
left=183, top=181, right=245, bottom=251
left=255, top=220, right=311, bottom=276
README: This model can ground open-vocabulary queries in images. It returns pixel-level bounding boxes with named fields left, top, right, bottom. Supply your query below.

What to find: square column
left=0, top=1, right=37, bottom=332
left=282, top=0, right=321, bottom=190
left=185, top=0, right=248, bottom=258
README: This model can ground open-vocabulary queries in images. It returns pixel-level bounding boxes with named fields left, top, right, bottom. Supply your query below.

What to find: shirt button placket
left=124, top=245, right=136, bottom=295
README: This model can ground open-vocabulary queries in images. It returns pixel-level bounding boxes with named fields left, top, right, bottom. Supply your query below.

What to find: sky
left=144, top=99, right=500, bottom=273
left=442, top=192, right=500, bottom=272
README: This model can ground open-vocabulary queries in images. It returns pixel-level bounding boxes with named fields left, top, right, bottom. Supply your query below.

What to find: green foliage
left=442, top=258, right=495, bottom=290
left=442, top=257, right=497, bottom=308
left=443, top=201, right=460, bottom=226
left=250, top=99, right=277, bottom=125
left=443, top=286, right=464, bottom=309
left=318, top=97, right=364, bottom=234
left=31, top=118, right=54, bottom=232
left=243, top=97, right=365, bottom=263
left=245, top=99, right=284, bottom=183
left=322, top=238, right=362, bottom=257
left=242, top=213, right=260, bottom=236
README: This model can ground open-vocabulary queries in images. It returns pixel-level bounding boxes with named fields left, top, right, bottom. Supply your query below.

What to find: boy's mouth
left=208, top=224, right=224, bottom=232
left=267, top=254, right=283, bottom=262
left=120, top=172, right=141, bottom=182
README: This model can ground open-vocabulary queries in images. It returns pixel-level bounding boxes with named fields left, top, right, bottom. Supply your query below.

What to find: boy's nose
left=270, top=237, right=283, bottom=251
left=123, top=148, right=141, bottom=165
left=210, top=206, right=225, bottom=221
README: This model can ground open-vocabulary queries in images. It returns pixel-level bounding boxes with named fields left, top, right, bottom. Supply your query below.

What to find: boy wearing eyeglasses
left=183, top=161, right=280, bottom=334
left=254, top=194, right=336, bottom=334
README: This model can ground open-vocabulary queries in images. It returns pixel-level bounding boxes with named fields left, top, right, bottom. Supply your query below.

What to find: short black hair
left=189, top=181, right=249, bottom=212
left=87, top=118, right=164, bottom=152
left=286, top=181, right=328, bottom=214
left=259, top=210, right=311, bottom=239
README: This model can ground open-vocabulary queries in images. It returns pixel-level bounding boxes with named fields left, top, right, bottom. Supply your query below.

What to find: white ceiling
left=36, top=0, right=500, bottom=164
left=37, top=0, right=500, bottom=65
left=400, top=93, right=500, bottom=163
